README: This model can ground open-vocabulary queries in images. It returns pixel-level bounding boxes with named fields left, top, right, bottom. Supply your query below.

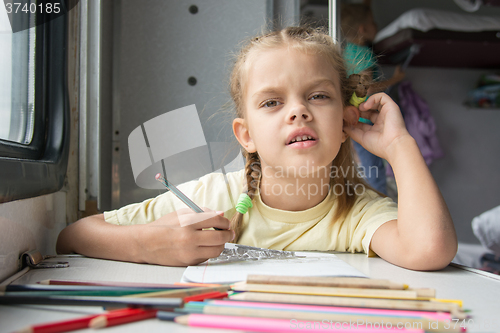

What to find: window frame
left=0, top=4, right=70, bottom=203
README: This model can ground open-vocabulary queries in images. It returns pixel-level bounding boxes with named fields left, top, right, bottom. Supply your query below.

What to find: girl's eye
left=262, top=100, right=281, bottom=108
left=311, top=94, right=328, bottom=100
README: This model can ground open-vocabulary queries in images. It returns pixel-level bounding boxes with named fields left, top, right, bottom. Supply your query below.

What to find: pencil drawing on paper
left=207, top=244, right=301, bottom=264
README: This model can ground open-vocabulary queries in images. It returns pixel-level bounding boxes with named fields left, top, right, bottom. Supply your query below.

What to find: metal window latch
left=20, top=250, right=69, bottom=269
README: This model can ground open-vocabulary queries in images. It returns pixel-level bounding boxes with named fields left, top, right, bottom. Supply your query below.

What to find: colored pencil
left=14, top=308, right=134, bottom=333
left=156, top=311, right=188, bottom=321
left=0, top=295, right=182, bottom=310
left=173, top=282, right=221, bottom=287
left=39, top=279, right=197, bottom=289
left=246, top=275, right=409, bottom=290
left=230, top=292, right=467, bottom=319
left=1, top=284, right=180, bottom=293
left=2, top=289, right=176, bottom=297
left=180, top=304, right=459, bottom=332
left=155, top=173, right=204, bottom=213
left=89, top=308, right=158, bottom=328
left=185, top=299, right=452, bottom=321
left=155, top=173, right=224, bottom=230
left=122, top=285, right=230, bottom=298
left=183, top=291, right=228, bottom=303
left=174, top=313, right=426, bottom=333
left=232, top=282, right=431, bottom=300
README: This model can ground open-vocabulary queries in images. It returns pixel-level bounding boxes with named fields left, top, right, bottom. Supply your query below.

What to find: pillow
left=472, top=205, right=500, bottom=256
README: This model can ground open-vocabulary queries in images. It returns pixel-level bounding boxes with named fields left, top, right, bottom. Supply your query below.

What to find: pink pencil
left=207, top=299, right=451, bottom=321
left=175, top=313, right=425, bottom=333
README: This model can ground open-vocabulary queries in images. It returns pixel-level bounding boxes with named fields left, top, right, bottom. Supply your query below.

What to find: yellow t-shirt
left=104, top=170, right=398, bottom=256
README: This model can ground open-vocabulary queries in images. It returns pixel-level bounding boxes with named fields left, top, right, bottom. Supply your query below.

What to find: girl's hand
left=137, top=208, right=234, bottom=266
left=344, top=93, right=411, bottom=161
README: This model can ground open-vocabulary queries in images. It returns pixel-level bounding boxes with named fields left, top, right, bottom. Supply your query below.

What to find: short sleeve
left=103, top=170, right=244, bottom=226
left=346, top=190, right=398, bottom=256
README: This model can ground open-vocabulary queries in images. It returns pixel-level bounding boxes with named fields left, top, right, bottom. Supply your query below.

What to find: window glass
left=0, top=2, right=36, bottom=145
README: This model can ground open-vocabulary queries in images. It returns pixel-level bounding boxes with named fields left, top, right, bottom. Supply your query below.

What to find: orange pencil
left=89, top=308, right=158, bottom=329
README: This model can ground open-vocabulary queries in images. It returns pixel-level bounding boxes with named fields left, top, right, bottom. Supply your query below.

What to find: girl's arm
left=344, top=93, right=457, bottom=270
left=56, top=209, right=234, bottom=267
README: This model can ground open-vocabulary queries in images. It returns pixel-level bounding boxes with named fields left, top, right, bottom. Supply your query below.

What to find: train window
left=0, top=12, right=36, bottom=145
left=0, top=1, right=70, bottom=203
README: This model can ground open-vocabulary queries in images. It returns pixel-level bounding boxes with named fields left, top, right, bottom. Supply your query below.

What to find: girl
left=57, top=26, right=457, bottom=270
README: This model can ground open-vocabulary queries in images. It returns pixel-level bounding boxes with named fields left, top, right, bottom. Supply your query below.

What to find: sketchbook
left=181, top=243, right=366, bottom=284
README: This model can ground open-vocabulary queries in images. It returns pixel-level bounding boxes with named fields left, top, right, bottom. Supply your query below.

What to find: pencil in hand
left=155, top=173, right=224, bottom=230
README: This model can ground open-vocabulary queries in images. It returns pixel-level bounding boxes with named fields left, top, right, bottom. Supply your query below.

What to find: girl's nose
left=287, top=102, right=312, bottom=123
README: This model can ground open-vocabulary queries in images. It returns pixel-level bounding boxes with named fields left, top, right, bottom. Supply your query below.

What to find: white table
left=1, top=253, right=500, bottom=333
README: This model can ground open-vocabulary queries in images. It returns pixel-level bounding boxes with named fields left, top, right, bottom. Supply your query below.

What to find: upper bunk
left=372, top=8, right=500, bottom=68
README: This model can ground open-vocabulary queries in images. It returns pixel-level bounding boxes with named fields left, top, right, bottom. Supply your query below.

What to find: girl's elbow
left=406, top=241, right=458, bottom=271
left=56, top=228, right=72, bottom=254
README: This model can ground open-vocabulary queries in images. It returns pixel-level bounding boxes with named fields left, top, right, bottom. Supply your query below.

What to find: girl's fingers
left=196, top=229, right=235, bottom=246
left=370, top=111, right=380, bottom=124
left=357, top=109, right=379, bottom=126
left=194, top=245, right=227, bottom=261
left=359, top=111, right=379, bottom=124
left=359, top=93, right=393, bottom=113
left=344, top=122, right=373, bottom=142
left=177, top=211, right=230, bottom=229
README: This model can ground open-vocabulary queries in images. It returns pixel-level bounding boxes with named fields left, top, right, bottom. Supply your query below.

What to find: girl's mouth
left=287, top=135, right=317, bottom=148
left=285, top=128, right=318, bottom=148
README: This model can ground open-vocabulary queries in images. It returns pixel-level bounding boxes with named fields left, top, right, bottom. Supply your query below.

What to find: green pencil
left=0, top=295, right=183, bottom=310
left=2, top=289, right=165, bottom=297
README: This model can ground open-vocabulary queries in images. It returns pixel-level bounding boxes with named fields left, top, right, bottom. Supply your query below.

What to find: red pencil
left=183, top=291, right=228, bottom=303
left=89, top=308, right=158, bottom=328
left=14, top=308, right=133, bottom=333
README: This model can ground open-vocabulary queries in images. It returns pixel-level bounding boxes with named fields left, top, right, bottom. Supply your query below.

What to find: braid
left=246, top=152, right=261, bottom=200
left=229, top=151, right=261, bottom=242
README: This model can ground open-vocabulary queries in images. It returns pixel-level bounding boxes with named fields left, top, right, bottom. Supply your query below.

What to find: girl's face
left=233, top=47, right=348, bottom=177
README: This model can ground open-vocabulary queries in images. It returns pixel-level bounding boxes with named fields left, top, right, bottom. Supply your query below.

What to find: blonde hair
left=229, top=26, right=372, bottom=241
left=340, top=4, right=372, bottom=41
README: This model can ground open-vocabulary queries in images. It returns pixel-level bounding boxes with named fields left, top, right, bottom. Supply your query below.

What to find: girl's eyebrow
left=252, top=78, right=338, bottom=101
left=307, top=78, right=338, bottom=90
left=251, top=87, right=283, bottom=100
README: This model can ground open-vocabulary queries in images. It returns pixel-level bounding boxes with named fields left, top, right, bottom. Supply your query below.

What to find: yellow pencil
left=246, top=275, right=409, bottom=290
left=232, top=282, right=431, bottom=300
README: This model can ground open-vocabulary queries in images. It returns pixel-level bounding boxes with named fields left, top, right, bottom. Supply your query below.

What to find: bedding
left=372, top=8, right=500, bottom=68
left=374, top=8, right=500, bottom=43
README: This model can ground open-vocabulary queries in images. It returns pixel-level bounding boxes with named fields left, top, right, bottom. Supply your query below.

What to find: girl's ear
left=342, top=105, right=359, bottom=142
left=343, top=105, right=359, bottom=127
left=233, top=118, right=256, bottom=153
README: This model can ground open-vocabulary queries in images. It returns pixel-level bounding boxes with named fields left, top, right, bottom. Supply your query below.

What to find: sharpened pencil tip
left=13, top=327, right=33, bottom=333
left=89, top=316, right=107, bottom=329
